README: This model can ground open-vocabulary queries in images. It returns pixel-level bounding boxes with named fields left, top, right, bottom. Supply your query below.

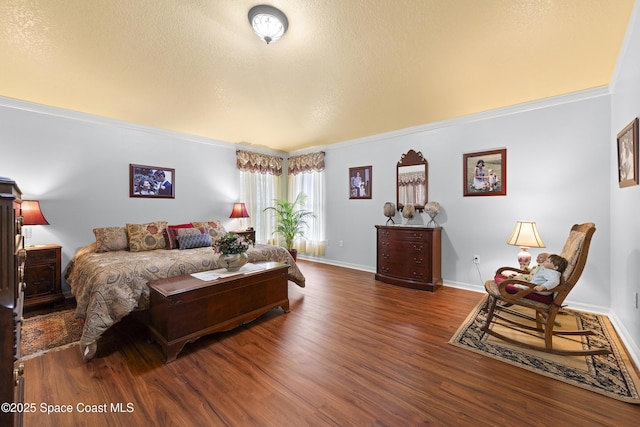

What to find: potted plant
left=264, top=193, right=315, bottom=261
left=212, top=232, right=252, bottom=271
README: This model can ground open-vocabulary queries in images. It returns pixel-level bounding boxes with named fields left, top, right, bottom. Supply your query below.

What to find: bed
left=66, top=220, right=305, bottom=360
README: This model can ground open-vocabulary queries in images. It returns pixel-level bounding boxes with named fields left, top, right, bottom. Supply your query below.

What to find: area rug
left=21, top=309, right=83, bottom=360
left=449, top=296, right=640, bottom=404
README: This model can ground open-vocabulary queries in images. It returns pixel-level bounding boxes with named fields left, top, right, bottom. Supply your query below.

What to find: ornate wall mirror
left=397, top=149, right=428, bottom=212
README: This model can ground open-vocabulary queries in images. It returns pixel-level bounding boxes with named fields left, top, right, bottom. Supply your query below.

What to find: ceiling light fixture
left=248, top=5, right=288, bottom=44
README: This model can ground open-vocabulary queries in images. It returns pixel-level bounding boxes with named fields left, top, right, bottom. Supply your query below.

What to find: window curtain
left=398, top=171, right=425, bottom=206
left=287, top=152, right=325, bottom=256
left=237, top=150, right=283, bottom=245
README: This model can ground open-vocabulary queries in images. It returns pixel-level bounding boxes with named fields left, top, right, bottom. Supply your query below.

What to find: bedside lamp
left=507, top=221, right=545, bottom=270
left=21, top=200, right=49, bottom=246
left=229, top=202, right=250, bottom=231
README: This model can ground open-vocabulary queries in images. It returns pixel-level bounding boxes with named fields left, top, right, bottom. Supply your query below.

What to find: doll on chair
left=494, top=252, right=549, bottom=284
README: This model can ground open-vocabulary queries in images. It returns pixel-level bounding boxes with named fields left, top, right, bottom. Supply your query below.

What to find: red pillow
left=494, top=274, right=508, bottom=285
left=504, top=284, right=553, bottom=304
left=165, top=223, right=195, bottom=249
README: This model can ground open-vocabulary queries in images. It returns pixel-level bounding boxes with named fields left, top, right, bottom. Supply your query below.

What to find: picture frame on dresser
left=463, top=149, right=506, bottom=197
left=349, top=166, right=372, bottom=199
left=130, top=164, right=175, bottom=198
left=617, top=118, right=639, bottom=188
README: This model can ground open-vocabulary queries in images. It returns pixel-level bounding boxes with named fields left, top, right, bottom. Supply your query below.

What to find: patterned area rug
left=21, top=309, right=83, bottom=360
left=449, top=296, right=640, bottom=404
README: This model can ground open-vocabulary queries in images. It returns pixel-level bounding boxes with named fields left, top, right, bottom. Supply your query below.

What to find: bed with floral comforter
left=66, top=221, right=305, bottom=360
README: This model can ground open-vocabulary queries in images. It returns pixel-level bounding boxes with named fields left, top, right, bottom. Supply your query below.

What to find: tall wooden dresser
left=0, top=177, right=25, bottom=427
left=375, top=225, right=442, bottom=291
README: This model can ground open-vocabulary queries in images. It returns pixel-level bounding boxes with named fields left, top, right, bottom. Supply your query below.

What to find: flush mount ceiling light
left=248, top=5, right=288, bottom=44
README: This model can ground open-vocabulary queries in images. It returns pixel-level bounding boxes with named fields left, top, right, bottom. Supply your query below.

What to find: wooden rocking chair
left=482, top=222, right=610, bottom=356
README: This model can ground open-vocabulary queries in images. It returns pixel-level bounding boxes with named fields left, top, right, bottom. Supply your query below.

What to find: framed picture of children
left=617, top=118, right=638, bottom=188
left=463, top=149, right=506, bottom=196
left=349, top=166, right=372, bottom=199
left=129, top=164, right=175, bottom=198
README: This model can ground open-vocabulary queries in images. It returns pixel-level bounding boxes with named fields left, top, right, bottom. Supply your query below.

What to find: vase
left=220, top=252, right=248, bottom=272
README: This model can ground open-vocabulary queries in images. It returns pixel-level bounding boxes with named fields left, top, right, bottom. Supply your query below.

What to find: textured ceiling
left=0, top=0, right=634, bottom=153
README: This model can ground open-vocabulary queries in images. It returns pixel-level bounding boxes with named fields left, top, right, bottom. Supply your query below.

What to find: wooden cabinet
left=24, top=244, right=64, bottom=309
left=375, top=225, right=442, bottom=291
left=0, top=177, right=25, bottom=427
left=148, top=262, right=288, bottom=362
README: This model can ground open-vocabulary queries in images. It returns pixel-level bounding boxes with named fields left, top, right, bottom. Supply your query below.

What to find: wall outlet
left=473, top=254, right=480, bottom=264
left=339, top=240, right=344, bottom=247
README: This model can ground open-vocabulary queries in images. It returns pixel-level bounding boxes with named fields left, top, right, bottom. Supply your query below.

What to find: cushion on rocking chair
left=505, top=284, right=554, bottom=304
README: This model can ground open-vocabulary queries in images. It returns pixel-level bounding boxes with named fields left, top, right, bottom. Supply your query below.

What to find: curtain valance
left=398, top=172, right=425, bottom=186
left=288, top=151, right=325, bottom=175
left=236, top=150, right=283, bottom=176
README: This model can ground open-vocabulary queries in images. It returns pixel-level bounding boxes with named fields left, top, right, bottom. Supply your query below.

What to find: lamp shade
left=507, top=221, right=545, bottom=248
left=21, top=200, right=49, bottom=225
left=248, top=5, right=288, bottom=44
left=229, top=203, right=250, bottom=219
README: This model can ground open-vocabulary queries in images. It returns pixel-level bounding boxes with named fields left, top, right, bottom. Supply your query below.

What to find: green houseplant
left=264, top=193, right=315, bottom=261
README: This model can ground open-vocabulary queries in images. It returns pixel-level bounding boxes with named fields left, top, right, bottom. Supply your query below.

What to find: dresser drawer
left=25, top=248, right=57, bottom=265
left=378, top=248, right=431, bottom=266
left=378, top=261, right=429, bottom=280
left=378, top=228, right=427, bottom=242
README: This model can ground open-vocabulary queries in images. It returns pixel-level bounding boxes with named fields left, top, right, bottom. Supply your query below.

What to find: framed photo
left=349, top=166, right=372, bottom=199
left=129, top=164, right=175, bottom=198
left=463, top=149, right=506, bottom=196
left=617, top=118, right=639, bottom=188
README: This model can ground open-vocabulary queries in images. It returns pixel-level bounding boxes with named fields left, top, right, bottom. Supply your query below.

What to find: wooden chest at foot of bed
left=148, top=261, right=289, bottom=362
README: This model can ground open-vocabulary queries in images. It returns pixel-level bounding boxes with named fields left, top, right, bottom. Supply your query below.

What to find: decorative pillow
left=559, top=230, right=585, bottom=281
left=126, top=221, right=168, bottom=252
left=93, top=226, right=128, bottom=252
left=191, top=220, right=227, bottom=242
left=164, top=223, right=195, bottom=249
left=175, top=227, right=207, bottom=248
left=177, top=232, right=212, bottom=250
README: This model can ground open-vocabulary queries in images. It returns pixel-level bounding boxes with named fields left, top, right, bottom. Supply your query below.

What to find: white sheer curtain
left=288, top=152, right=325, bottom=256
left=237, top=150, right=283, bottom=245
left=240, top=171, right=282, bottom=245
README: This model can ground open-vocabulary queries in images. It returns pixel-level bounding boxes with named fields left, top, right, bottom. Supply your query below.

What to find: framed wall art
left=463, top=149, right=506, bottom=196
left=349, top=166, right=372, bottom=199
left=129, top=164, right=175, bottom=198
left=617, top=118, right=639, bottom=188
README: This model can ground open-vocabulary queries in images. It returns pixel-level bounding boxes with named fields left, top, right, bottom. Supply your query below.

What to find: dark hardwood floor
left=24, top=260, right=640, bottom=426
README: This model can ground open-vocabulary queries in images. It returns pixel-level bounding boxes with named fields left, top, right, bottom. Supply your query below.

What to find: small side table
left=24, top=244, right=64, bottom=309
left=231, top=229, right=256, bottom=246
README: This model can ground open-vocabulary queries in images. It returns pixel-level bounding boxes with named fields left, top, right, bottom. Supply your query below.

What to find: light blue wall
left=318, top=91, right=611, bottom=312
left=0, top=101, right=241, bottom=277
left=610, top=0, right=640, bottom=365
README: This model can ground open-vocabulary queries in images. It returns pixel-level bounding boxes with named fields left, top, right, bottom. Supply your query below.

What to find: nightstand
left=24, top=244, right=65, bottom=309
left=231, top=229, right=256, bottom=246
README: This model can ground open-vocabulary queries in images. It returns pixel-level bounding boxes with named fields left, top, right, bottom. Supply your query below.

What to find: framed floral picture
left=463, top=149, right=506, bottom=196
left=617, top=118, right=639, bottom=188
left=129, top=164, right=175, bottom=198
left=349, top=166, right=372, bottom=199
